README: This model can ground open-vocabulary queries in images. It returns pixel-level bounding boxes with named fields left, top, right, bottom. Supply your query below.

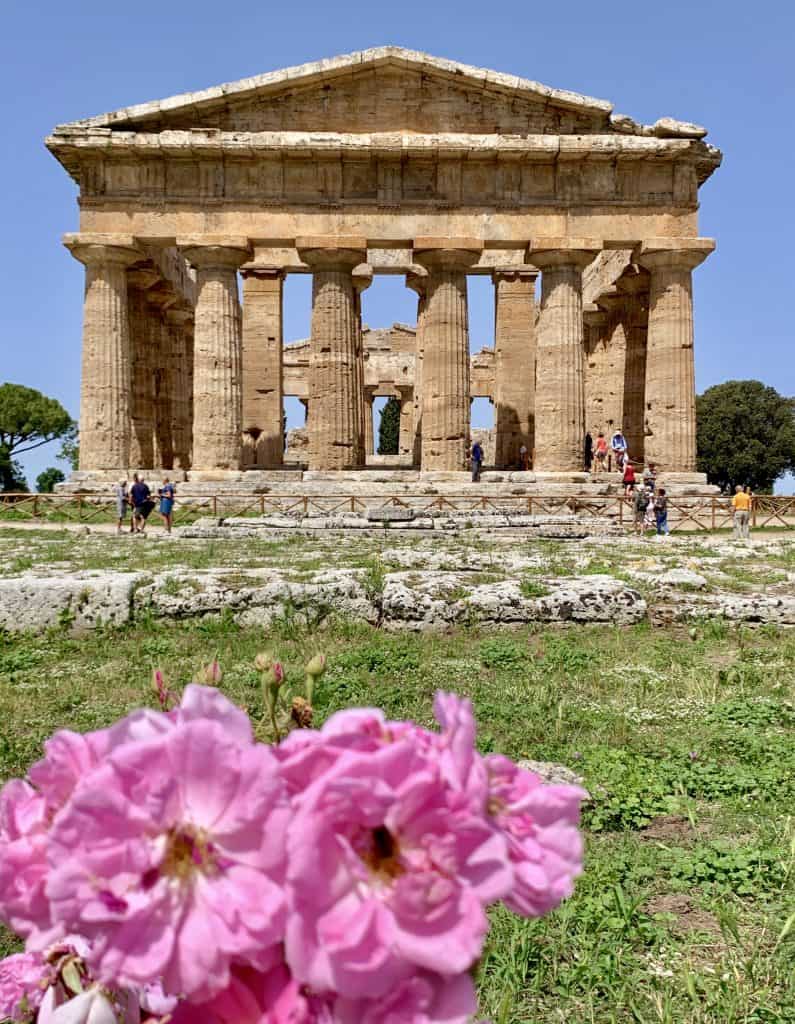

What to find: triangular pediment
left=58, top=47, right=614, bottom=136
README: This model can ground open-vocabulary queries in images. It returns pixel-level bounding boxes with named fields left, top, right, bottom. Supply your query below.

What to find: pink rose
left=0, top=780, right=52, bottom=940
left=285, top=740, right=512, bottom=999
left=335, top=970, right=476, bottom=1024
left=46, top=719, right=289, bottom=1000
left=0, top=952, right=48, bottom=1022
left=168, top=953, right=333, bottom=1024
left=485, top=755, right=585, bottom=916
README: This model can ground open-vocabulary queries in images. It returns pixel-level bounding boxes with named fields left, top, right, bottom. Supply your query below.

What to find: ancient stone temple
left=47, top=47, right=720, bottom=482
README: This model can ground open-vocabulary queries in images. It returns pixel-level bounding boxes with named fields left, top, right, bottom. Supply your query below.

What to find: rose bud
left=305, top=653, right=327, bottom=679
left=198, top=659, right=223, bottom=685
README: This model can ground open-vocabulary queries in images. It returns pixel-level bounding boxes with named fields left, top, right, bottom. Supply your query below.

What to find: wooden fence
left=0, top=492, right=793, bottom=532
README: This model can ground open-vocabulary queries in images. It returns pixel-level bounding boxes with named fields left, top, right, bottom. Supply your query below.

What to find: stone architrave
left=413, top=240, right=481, bottom=472
left=64, top=237, right=142, bottom=471
left=126, top=268, right=160, bottom=469
left=406, top=267, right=428, bottom=467
left=165, top=305, right=194, bottom=470
left=241, top=268, right=284, bottom=469
left=493, top=269, right=538, bottom=469
left=179, top=239, right=251, bottom=471
left=530, top=239, right=600, bottom=472
left=297, top=238, right=367, bottom=471
left=637, top=238, right=715, bottom=473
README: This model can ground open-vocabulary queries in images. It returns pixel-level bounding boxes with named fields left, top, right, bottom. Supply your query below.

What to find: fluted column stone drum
left=493, top=269, right=538, bottom=469
left=638, top=239, right=715, bottom=473
left=297, top=238, right=368, bottom=472
left=412, top=240, right=480, bottom=472
left=241, top=269, right=284, bottom=469
left=530, top=240, right=599, bottom=472
left=180, top=239, right=250, bottom=472
left=65, top=237, right=142, bottom=471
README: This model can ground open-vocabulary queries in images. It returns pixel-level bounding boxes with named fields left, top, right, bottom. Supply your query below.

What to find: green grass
left=1, top=611, right=793, bottom=1021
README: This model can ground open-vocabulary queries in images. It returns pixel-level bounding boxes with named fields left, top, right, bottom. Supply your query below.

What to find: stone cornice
left=47, top=128, right=719, bottom=162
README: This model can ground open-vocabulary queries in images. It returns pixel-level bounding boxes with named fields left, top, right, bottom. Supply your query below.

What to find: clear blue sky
left=1, top=0, right=793, bottom=486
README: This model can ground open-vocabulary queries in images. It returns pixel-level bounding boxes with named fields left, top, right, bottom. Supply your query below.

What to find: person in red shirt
left=622, top=460, right=636, bottom=497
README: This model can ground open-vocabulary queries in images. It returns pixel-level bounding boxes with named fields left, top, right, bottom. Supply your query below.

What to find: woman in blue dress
left=158, top=476, right=176, bottom=534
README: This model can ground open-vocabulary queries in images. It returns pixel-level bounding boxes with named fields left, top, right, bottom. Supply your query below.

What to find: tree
left=696, top=380, right=795, bottom=493
left=0, top=383, right=74, bottom=492
left=0, top=454, right=27, bottom=492
left=377, top=397, right=401, bottom=455
left=57, top=424, right=80, bottom=471
left=36, top=467, right=66, bottom=493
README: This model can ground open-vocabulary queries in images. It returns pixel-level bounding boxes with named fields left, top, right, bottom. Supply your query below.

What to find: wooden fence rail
left=0, top=492, right=794, bottom=532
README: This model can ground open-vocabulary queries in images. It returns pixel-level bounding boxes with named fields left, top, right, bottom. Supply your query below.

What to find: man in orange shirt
left=731, top=484, right=751, bottom=540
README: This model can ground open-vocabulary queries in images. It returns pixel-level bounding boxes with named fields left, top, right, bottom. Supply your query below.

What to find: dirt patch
left=645, top=893, right=721, bottom=936
left=639, top=814, right=699, bottom=843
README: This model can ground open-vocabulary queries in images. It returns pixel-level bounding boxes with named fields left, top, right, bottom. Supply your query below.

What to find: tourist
left=584, top=432, right=593, bottom=472
left=622, top=459, right=636, bottom=497
left=158, top=476, right=176, bottom=534
left=518, top=444, right=529, bottom=471
left=130, top=473, right=151, bottom=535
left=594, top=433, right=608, bottom=473
left=114, top=479, right=128, bottom=535
left=611, top=428, right=628, bottom=468
left=654, top=487, right=669, bottom=538
left=470, top=440, right=484, bottom=483
left=643, top=486, right=657, bottom=532
left=732, top=483, right=751, bottom=540
left=633, top=484, right=649, bottom=536
left=643, top=461, right=658, bottom=493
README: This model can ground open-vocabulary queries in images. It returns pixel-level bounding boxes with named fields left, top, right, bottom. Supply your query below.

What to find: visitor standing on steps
left=654, top=488, right=669, bottom=538
left=594, top=433, right=608, bottom=473
left=633, top=485, right=649, bottom=536
left=470, top=440, right=484, bottom=483
left=518, top=444, right=529, bottom=471
left=130, top=474, right=151, bottom=535
left=158, top=476, right=176, bottom=534
left=584, top=432, right=593, bottom=472
left=732, top=484, right=751, bottom=540
left=611, top=428, right=628, bottom=469
left=114, top=479, right=128, bottom=535
left=622, top=460, right=636, bottom=497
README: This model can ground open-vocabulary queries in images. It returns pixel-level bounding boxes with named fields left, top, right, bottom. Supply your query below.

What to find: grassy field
left=1, top=600, right=794, bottom=1022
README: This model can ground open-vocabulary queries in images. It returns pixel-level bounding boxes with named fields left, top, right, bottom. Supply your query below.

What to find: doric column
left=530, top=239, right=599, bottom=472
left=398, top=388, right=414, bottom=457
left=616, top=268, right=650, bottom=464
left=493, top=269, right=538, bottom=469
left=296, top=238, right=367, bottom=471
left=179, top=239, right=251, bottom=471
left=637, top=239, right=715, bottom=472
left=241, top=268, right=284, bottom=469
left=593, top=289, right=628, bottom=444
left=64, top=236, right=142, bottom=471
left=412, top=240, right=480, bottom=471
left=165, top=306, right=195, bottom=470
left=363, top=389, right=374, bottom=457
left=147, top=281, right=179, bottom=469
left=353, top=263, right=373, bottom=468
left=583, top=304, right=610, bottom=440
left=406, top=267, right=428, bottom=468
left=127, top=268, right=160, bottom=469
